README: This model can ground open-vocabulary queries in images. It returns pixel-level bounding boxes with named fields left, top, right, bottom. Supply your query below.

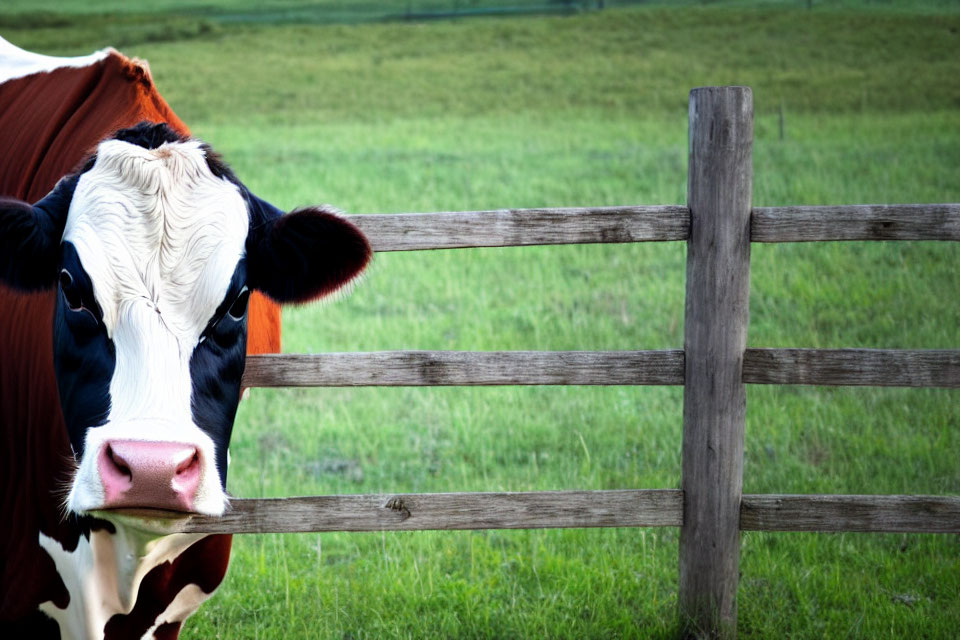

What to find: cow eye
left=227, top=287, right=250, bottom=320
left=60, top=269, right=83, bottom=311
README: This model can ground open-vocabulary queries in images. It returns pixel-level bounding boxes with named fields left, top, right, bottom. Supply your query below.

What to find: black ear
left=0, top=176, right=77, bottom=291
left=245, top=195, right=371, bottom=304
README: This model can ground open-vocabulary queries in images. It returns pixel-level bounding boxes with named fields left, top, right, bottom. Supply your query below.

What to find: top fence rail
left=346, top=206, right=689, bottom=251
left=345, top=202, right=960, bottom=251
left=752, top=203, right=960, bottom=242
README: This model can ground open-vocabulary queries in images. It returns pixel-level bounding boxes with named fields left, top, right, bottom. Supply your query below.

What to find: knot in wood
left=384, top=496, right=411, bottom=521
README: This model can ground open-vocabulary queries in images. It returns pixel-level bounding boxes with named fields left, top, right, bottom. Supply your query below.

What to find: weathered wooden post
left=679, top=86, right=753, bottom=638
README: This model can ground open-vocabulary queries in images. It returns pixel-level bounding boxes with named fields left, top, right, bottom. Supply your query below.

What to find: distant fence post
left=679, top=86, right=754, bottom=638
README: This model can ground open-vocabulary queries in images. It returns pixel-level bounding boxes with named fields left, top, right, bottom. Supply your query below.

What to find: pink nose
left=97, top=440, right=201, bottom=512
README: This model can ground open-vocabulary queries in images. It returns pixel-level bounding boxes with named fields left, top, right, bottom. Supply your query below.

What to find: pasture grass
left=5, top=3, right=960, bottom=638
left=3, top=0, right=960, bottom=20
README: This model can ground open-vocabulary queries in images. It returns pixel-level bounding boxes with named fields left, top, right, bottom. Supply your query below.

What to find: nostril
left=105, top=443, right=132, bottom=480
left=176, top=449, right=200, bottom=476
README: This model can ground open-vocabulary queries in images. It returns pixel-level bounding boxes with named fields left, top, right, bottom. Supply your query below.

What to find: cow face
left=0, top=123, right=370, bottom=517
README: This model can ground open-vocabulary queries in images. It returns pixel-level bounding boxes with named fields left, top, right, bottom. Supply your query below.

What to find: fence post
left=678, top=86, right=753, bottom=638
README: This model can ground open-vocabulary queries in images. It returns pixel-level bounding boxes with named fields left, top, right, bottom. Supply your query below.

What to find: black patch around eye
left=198, top=270, right=249, bottom=346
left=59, top=245, right=103, bottom=329
left=60, top=269, right=83, bottom=310
left=55, top=242, right=115, bottom=459
left=190, top=258, right=248, bottom=486
left=228, top=287, right=250, bottom=320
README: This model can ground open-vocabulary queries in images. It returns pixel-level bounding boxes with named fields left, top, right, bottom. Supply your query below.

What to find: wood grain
left=242, top=350, right=685, bottom=387
left=743, top=348, right=960, bottom=388
left=162, top=491, right=960, bottom=535
left=344, top=206, right=689, bottom=252
left=741, top=494, right=960, bottom=533
left=242, top=350, right=960, bottom=389
left=751, top=203, right=960, bottom=242
left=679, top=86, right=754, bottom=637
left=177, top=490, right=683, bottom=534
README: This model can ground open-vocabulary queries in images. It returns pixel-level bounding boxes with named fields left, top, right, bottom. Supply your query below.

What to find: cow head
left=0, top=122, right=370, bottom=518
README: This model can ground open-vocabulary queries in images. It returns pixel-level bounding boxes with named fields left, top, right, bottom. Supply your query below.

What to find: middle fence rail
left=176, top=87, right=959, bottom=638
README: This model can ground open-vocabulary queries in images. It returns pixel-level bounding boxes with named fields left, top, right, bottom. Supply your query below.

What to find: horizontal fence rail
left=340, top=203, right=960, bottom=253
left=743, top=348, right=960, bottom=388
left=345, top=205, right=690, bottom=251
left=243, top=349, right=960, bottom=388
left=171, top=492, right=960, bottom=535
left=752, top=203, right=960, bottom=243
left=242, top=351, right=686, bottom=387
left=741, top=494, right=960, bottom=533
left=177, top=490, right=684, bottom=534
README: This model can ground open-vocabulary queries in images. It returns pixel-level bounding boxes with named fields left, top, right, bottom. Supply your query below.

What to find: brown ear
left=246, top=203, right=371, bottom=304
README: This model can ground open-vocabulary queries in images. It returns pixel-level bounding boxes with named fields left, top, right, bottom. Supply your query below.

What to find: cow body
left=0, top=38, right=370, bottom=639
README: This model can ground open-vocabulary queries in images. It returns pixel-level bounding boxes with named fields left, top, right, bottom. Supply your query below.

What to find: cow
left=0, top=37, right=371, bottom=639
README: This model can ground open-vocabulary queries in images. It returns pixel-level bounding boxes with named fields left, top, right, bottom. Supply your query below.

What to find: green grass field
left=4, top=2, right=960, bottom=637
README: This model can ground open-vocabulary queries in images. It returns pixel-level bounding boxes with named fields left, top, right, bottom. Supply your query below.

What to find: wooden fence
left=182, top=86, right=960, bottom=638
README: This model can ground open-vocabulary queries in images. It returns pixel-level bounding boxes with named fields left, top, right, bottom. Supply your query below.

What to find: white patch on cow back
left=63, top=137, right=248, bottom=517
left=0, top=36, right=112, bottom=84
left=38, top=526, right=208, bottom=640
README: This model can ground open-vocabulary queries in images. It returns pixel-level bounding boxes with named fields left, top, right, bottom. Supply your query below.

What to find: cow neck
left=38, top=518, right=205, bottom=639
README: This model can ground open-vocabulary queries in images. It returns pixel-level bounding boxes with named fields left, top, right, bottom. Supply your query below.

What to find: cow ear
left=245, top=197, right=371, bottom=304
left=0, top=176, right=77, bottom=291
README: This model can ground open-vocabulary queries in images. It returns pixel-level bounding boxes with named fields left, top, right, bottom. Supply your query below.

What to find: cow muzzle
left=97, top=440, right=202, bottom=512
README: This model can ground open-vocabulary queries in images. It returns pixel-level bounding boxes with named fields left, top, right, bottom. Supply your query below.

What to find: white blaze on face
left=64, top=138, right=249, bottom=516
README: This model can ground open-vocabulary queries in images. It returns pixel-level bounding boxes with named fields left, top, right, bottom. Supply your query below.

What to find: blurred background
left=3, top=1, right=959, bottom=637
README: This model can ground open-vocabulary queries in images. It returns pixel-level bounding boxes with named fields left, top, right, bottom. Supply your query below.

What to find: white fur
left=38, top=527, right=206, bottom=640
left=142, top=584, right=209, bottom=639
left=63, top=138, right=249, bottom=517
left=0, top=36, right=111, bottom=85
